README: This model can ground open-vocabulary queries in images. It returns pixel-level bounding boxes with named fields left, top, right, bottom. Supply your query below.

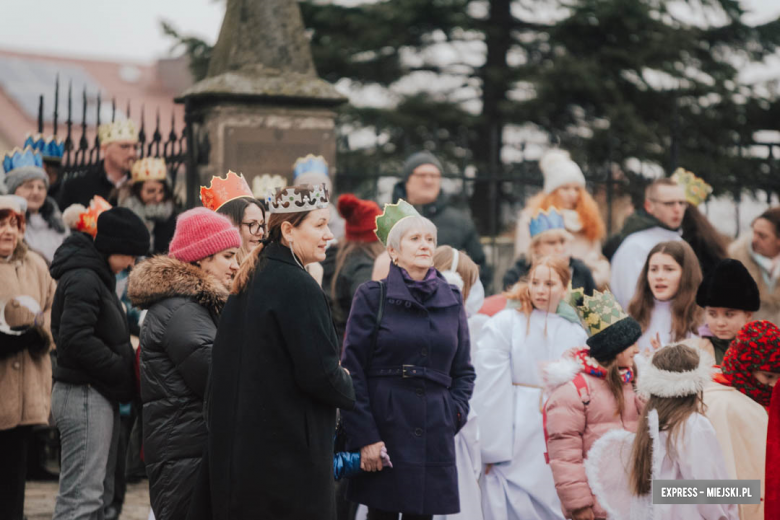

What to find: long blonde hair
left=630, top=345, right=704, bottom=495
left=526, top=187, right=605, bottom=241
left=504, top=255, right=570, bottom=323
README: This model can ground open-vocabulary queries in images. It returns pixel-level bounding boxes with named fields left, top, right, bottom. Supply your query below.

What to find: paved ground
left=26, top=481, right=152, bottom=520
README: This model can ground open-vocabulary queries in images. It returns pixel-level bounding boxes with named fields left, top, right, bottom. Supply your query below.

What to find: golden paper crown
left=200, top=170, right=254, bottom=211
left=131, top=157, right=168, bottom=184
left=77, top=196, right=112, bottom=237
left=252, top=174, right=287, bottom=199
left=98, top=119, right=139, bottom=145
left=671, top=167, right=712, bottom=206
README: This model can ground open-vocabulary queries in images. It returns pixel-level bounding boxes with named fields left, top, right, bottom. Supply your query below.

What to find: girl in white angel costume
left=585, top=343, right=738, bottom=520
left=472, top=255, right=588, bottom=520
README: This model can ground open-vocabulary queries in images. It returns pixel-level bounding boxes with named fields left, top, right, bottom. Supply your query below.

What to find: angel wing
left=585, top=428, right=636, bottom=520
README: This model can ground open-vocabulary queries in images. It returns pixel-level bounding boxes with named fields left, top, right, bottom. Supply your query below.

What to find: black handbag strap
left=366, top=281, right=385, bottom=370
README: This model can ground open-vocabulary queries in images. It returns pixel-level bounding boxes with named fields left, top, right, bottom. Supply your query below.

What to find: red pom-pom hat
left=337, top=194, right=382, bottom=243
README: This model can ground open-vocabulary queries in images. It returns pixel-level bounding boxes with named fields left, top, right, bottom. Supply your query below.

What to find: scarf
left=572, top=347, right=634, bottom=383
left=398, top=265, right=439, bottom=303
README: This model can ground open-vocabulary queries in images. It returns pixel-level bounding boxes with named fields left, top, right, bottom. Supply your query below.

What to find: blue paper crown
left=529, top=207, right=566, bottom=238
left=2, top=147, right=44, bottom=174
left=23, top=134, right=65, bottom=160
left=293, top=154, right=329, bottom=179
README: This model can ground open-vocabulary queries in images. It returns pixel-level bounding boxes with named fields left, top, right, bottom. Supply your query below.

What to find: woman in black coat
left=128, top=208, right=241, bottom=520
left=207, top=184, right=355, bottom=520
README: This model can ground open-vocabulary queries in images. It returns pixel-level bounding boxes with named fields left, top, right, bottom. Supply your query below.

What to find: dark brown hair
left=217, top=197, right=267, bottom=228
left=131, top=180, right=173, bottom=203
left=630, top=344, right=704, bottom=495
left=231, top=211, right=309, bottom=294
left=681, top=205, right=728, bottom=268
left=754, top=207, right=780, bottom=237
left=628, top=241, right=702, bottom=341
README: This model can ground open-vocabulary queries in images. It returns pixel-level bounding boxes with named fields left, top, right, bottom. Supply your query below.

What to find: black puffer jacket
left=49, top=232, right=135, bottom=403
left=128, top=255, right=227, bottom=520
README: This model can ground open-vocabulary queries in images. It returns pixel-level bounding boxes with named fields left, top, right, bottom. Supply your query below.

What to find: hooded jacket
left=392, top=181, right=490, bottom=288
left=128, top=255, right=227, bottom=520
left=543, top=348, right=643, bottom=519
left=50, top=232, right=136, bottom=403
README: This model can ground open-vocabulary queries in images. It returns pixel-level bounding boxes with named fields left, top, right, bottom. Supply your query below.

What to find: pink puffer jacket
left=543, top=348, right=643, bottom=520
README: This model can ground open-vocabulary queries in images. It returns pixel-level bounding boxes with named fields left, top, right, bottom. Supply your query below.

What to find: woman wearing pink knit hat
left=127, top=208, right=240, bottom=520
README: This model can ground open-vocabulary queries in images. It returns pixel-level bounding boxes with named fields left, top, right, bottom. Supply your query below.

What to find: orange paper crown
left=77, top=196, right=112, bottom=237
left=200, top=170, right=254, bottom=211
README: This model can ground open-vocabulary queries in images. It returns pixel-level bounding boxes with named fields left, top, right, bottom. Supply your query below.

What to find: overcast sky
left=2, top=0, right=780, bottom=63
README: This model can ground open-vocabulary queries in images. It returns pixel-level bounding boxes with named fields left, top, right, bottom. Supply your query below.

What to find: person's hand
left=360, top=441, right=386, bottom=472
left=649, top=332, right=662, bottom=353
left=571, top=506, right=595, bottom=520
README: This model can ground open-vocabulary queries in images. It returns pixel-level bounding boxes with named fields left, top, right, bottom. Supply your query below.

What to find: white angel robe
left=472, top=308, right=588, bottom=520
left=610, top=227, right=682, bottom=309
left=586, top=410, right=739, bottom=520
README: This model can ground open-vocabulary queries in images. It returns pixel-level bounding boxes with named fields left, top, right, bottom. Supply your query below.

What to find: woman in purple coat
left=341, top=199, right=476, bottom=519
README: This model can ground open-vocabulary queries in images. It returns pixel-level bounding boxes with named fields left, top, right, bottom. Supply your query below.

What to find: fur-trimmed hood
left=128, top=255, right=228, bottom=312
left=542, top=347, right=594, bottom=392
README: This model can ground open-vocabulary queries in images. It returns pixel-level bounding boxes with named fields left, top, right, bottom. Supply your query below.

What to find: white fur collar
left=542, top=355, right=582, bottom=392
left=636, top=346, right=715, bottom=400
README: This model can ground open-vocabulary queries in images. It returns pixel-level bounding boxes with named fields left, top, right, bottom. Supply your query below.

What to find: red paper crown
left=77, top=196, right=112, bottom=237
left=200, top=171, right=254, bottom=212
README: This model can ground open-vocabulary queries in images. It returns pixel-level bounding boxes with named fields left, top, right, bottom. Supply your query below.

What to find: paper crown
left=23, top=134, right=65, bottom=161
left=252, top=173, right=287, bottom=199
left=98, top=119, right=138, bottom=145
left=266, top=184, right=330, bottom=214
left=671, top=167, right=712, bottom=206
left=529, top=207, right=566, bottom=238
left=374, top=199, right=420, bottom=246
left=77, top=196, right=112, bottom=237
left=567, top=285, right=630, bottom=337
left=2, top=147, right=44, bottom=174
left=293, top=154, right=329, bottom=179
left=200, top=171, right=254, bottom=212
left=131, top=157, right=168, bottom=184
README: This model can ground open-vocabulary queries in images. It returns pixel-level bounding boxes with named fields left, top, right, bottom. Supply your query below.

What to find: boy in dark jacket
left=50, top=207, right=149, bottom=520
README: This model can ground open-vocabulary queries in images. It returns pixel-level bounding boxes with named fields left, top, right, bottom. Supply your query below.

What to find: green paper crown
left=374, top=199, right=420, bottom=246
left=567, top=284, right=629, bottom=337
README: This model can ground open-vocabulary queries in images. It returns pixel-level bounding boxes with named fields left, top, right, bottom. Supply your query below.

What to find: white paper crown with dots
left=98, top=119, right=139, bottom=145
left=266, top=184, right=330, bottom=214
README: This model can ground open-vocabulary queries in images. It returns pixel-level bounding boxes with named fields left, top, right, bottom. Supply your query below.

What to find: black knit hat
left=587, top=317, right=643, bottom=363
left=402, top=151, right=443, bottom=182
left=94, top=207, right=150, bottom=256
left=696, top=259, right=760, bottom=312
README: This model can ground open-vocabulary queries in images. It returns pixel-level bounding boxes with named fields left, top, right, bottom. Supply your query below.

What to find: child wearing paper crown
left=628, top=240, right=703, bottom=354
left=514, top=149, right=610, bottom=288
left=702, top=320, right=780, bottom=520
left=542, top=288, right=643, bottom=520
left=504, top=206, right=596, bottom=295
left=118, top=157, right=178, bottom=255
left=473, top=256, right=588, bottom=520
left=585, top=343, right=737, bottom=520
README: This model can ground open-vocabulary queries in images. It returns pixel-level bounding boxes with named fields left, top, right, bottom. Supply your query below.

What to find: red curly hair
left=526, top=188, right=605, bottom=242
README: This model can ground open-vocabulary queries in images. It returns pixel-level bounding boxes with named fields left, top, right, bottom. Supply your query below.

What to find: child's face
left=615, top=343, right=640, bottom=367
left=753, top=370, right=780, bottom=387
left=647, top=252, right=682, bottom=301
left=705, top=307, right=752, bottom=340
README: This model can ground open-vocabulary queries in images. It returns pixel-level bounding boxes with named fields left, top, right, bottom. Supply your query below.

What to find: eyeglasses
left=241, top=221, right=265, bottom=235
left=649, top=198, right=688, bottom=209
left=410, top=172, right=442, bottom=181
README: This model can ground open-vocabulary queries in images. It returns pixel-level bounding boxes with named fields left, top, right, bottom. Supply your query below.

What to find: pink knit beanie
left=168, top=207, right=242, bottom=263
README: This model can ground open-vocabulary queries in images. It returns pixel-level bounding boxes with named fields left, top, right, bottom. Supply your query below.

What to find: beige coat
left=729, top=234, right=780, bottom=324
left=0, top=241, right=57, bottom=430
left=703, top=381, right=766, bottom=520
left=514, top=208, right=610, bottom=288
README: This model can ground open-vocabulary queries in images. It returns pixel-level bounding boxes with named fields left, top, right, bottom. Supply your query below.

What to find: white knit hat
left=540, top=149, right=586, bottom=194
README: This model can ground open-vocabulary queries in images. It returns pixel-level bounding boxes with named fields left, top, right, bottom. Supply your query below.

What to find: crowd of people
left=2, top=119, right=780, bottom=520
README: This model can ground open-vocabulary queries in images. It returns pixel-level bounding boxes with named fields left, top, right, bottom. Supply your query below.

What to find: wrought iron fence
left=36, top=76, right=187, bottom=187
